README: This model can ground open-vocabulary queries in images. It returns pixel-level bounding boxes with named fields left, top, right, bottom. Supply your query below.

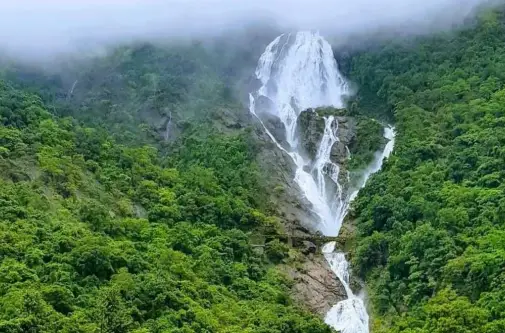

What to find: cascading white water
left=323, top=242, right=369, bottom=333
left=347, top=127, right=396, bottom=203
left=322, top=127, right=395, bottom=333
left=249, top=31, right=395, bottom=333
left=250, top=31, right=349, bottom=235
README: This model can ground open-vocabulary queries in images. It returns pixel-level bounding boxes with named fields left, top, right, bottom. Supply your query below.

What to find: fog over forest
left=0, top=0, right=501, bottom=58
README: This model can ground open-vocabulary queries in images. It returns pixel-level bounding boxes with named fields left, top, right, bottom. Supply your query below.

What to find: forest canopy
left=2, top=4, right=505, bottom=333
left=0, top=48, right=330, bottom=332
left=348, top=7, right=505, bottom=333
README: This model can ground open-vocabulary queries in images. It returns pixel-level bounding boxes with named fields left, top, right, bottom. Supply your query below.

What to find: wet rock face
left=264, top=116, right=287, bottom=144
left=248, top=77, right=263, bottom=95
left=254, top=95, right=287, bottom=144
left=287, top=255, right=347, bottom=316
left=296, top=108, right=357, bottom=163
left=335, top=116, right=357, bottom=145
left=296, top=109, right=325, bottom=160
left=331, top=117, right=357, bottom=164
left=254, top=124, right=320, bottom=232
left=330, top=142, right=348, bottom=164
left=255, top=95, right=274, bottom=114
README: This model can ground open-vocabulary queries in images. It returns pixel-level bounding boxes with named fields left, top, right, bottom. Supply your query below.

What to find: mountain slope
left=347, top=7, right=505, bottom=332
left=0, top=72, right=333, bottom=332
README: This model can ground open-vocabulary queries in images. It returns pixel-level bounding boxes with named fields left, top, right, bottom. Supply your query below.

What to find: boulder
left=301, top=241, right=317, bottom=255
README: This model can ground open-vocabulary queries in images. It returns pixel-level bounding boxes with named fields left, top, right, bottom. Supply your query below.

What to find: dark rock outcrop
left=335, top=116, right=357, bottom=144
left=301, top=241, right=317, bottom=255
left=295, top=108, right=357, bottom=163
left=263, top=115, right=287, bottom=145
left=254, top=121, right=320, bottom=232
left=254, top=95, right=287, bottom=144
left=296, top=109, right=325, bottom=160
left=330, top=117, right=357, bottom=164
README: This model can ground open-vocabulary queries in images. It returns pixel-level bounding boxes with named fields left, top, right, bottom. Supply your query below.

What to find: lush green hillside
left=6, top=8, right=505, bottom=331
left=1, top=26, right=274, bottom=147
left=2, top=43, right=239, bottom=146
left=0, top=59, right=331, bottom=332
left=348, top=8, right=505, bottom=332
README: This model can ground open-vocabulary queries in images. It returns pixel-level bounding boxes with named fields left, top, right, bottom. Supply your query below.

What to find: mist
left=0, top=0, right=502, bottom=59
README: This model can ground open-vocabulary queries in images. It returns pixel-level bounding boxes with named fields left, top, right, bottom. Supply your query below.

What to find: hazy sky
left=0, top=0, right=501, bottom=57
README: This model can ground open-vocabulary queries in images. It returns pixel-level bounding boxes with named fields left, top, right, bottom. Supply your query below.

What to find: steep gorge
left=249, top=31, right=394, bottom=332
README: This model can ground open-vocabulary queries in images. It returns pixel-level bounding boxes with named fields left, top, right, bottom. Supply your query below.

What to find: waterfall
left=250, top=31, right=349, bottom=235
left=323, top=242, right=369, bottom=333
left=347, top=127, right=395, bottom=203
left=249, top=31, right=395, bottom=333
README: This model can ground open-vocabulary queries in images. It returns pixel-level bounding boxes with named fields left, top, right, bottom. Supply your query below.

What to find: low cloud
left=0, top=0, right=502, bottom=58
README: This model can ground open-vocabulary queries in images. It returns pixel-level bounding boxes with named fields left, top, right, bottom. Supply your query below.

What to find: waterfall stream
left=249, top=31, right=395, bottom=332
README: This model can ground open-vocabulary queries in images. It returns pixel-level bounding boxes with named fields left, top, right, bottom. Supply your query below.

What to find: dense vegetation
left=2, top=43, right=235, bottom=146
left=5, top=7, right=505, bottom=331
left=349, top=8, right=505, bottom=332
left=0, top=46, right=330, bottom=332
left=1, top=28, right=273, bottom=147
left=347, top=116, right=385, bottom=172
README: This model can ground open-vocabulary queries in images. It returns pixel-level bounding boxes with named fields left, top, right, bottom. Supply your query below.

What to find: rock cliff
left=285, top=254, right=347, bottom=316
left=295, top=107, right=357, bottom=165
